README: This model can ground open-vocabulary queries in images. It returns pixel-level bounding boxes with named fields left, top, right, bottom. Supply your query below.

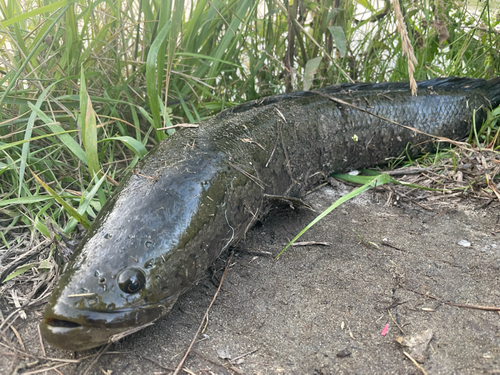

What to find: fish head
left=40, top=154, right=221, bottom=351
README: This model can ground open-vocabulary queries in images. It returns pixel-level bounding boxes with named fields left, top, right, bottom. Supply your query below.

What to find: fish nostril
left=44, top=318, right=81, bottom=328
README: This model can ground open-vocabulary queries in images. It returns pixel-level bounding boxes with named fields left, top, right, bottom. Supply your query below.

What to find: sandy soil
left=2, top=182, right=500, bottom=374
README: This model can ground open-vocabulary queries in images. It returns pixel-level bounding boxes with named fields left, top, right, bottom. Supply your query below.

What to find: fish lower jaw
left=39, top=319, right=134, bottom=351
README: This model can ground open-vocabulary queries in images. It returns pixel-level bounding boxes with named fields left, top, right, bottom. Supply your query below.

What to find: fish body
left=41, top=78, right=500, bottom=350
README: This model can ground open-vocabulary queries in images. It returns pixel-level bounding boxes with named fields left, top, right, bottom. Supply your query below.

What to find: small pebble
left=336, top=349, right=352, bottom=358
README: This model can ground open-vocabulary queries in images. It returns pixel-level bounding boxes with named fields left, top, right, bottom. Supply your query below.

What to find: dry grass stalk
left=393, top=0, right=418, bottom=95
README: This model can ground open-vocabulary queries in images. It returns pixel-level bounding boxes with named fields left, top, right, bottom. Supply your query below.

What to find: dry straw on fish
left=393, top=0, right=418, bottom=95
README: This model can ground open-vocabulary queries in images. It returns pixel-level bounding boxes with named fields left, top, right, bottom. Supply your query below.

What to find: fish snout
left=40, top=301, right=168, bottom=351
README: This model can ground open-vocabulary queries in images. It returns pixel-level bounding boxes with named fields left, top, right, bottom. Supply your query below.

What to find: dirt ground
left=2, top=181, right=500, bottom=374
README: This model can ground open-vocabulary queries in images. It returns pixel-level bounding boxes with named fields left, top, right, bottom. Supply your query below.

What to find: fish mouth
left=40, top=298, right=177, bottom=351
left=40, top=318, right=117, bottom=351
left=44, top=317, right=82, bottom=328
left=40, top=311, right=155, bottom=351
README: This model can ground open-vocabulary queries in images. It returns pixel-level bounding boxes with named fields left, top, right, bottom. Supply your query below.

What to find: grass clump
left=0, top=1, right=499, bottom=284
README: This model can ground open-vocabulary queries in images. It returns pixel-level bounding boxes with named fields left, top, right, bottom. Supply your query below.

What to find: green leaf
left=3, top=264, right=35, bottom=283
left=328, top=26, right=347, bottom=57
left=303, top=57, right=323, bottom=91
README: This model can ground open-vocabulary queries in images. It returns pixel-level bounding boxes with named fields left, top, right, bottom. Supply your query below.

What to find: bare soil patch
left=1, top=180, right=500, bottom=374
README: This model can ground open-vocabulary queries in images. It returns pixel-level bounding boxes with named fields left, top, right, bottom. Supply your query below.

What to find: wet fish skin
left=40, top=77, right=500, bottom=351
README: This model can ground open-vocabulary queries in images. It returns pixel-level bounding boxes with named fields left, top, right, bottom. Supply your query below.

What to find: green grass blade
left=146, top=20, right=172, bottom=140
left=18, top=84, right=56, bottom=197
left=175, top=52, right=244, bottom=68
left=79, top=69, right=100, bottom=177
left=0, top=196, right=54, bottom=207
left=3, top=264, right=36, bottom=284
left=276, top=173, right=392, bottom=259
left=0, top=5, right=70, bottom=109
left=31, top=170, right=91, bottom=229
left=0, top=129, right=78, bottom=152
left=28, top=103, right=87, bottom=165
left=64, top=174, right=107, bottom=233
left=0, top=0, right=77, bottom=27
left=99, top=136, right=148, bottom=158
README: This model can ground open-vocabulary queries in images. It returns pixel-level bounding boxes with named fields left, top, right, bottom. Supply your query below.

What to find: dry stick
left=37, top=324, right=46, bottom=357
left=138, top=354, right=176, bottom=372
left=0, top=341, right=80, bottom=363
left=157, top=123, right=199, bottom=131
left=274, top=108, right=295, bottom=183
left=22, top=362, right=72, bottom=375
left=10, top=325, right=24, bottom=350
left=228, top=162, right=267, bottom=189
left=81, top=343, right=112, bottom=375
left=407, top=289, right=500, bottom=311
left=387, top=309, right=405, bottom=335
left=229, top=348, right=259, bottom=364
left=173, top=252, right=235, bottom=375
left=403, top=351, right=428, bottom=375
left=292, top=241, right=331, bottom=246
left=446, top=302, right=500, bottom=311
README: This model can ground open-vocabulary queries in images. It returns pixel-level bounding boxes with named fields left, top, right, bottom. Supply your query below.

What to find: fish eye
left=117, top=268, right=146, bottom=294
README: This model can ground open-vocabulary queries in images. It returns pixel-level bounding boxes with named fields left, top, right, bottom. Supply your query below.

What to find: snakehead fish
left=40, top=77, right=500, bottom=351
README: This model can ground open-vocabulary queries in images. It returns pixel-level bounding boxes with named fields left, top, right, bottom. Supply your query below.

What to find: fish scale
left=40, top=77, right=500, bottom=350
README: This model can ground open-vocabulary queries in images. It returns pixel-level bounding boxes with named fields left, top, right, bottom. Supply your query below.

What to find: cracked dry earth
left=2, top=182, right=500, bottom=374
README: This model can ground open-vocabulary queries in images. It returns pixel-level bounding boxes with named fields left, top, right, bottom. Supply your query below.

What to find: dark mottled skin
left=41, top=78, right=500, bottom=350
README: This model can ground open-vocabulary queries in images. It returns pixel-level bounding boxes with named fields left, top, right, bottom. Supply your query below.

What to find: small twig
left=81, top=342, right=112, bottom=375
left=228, top=162, right=267, bottom=189
left=403, top=351, right=428, bottom=375
left=446, top=302, right=500, bottom=311
left=382, top=242, right=406, bottom=251
left=240, top=138, right=265, bottom=150
left=406, top=289, right=500, bottom=311
left=387, top=167, right=433, bottom=176
left=157, top=123, right=199, bottom=131
left=239, top=249, right=273, bottom=257
left=291, top=241, right=331, bottom=246
left=10, top=325, right=25, bottom=350
left=0, top=341, right=80, bottom=363
left=37, top=324, right=46, bottom=357
left=173, top=252, right=235, bottom=375
left=22, top=362, right=72, bottom=375
left=387, top=309, right=405, bottom=335
left=109, top=322, right=155, bottom=343
left=138, top=354, right=175, bottom=371
left=230, top=348, right=259, bottom=364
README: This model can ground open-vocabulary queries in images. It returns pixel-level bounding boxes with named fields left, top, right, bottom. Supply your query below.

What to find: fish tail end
left=485, top=77, right=500, bottom=109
